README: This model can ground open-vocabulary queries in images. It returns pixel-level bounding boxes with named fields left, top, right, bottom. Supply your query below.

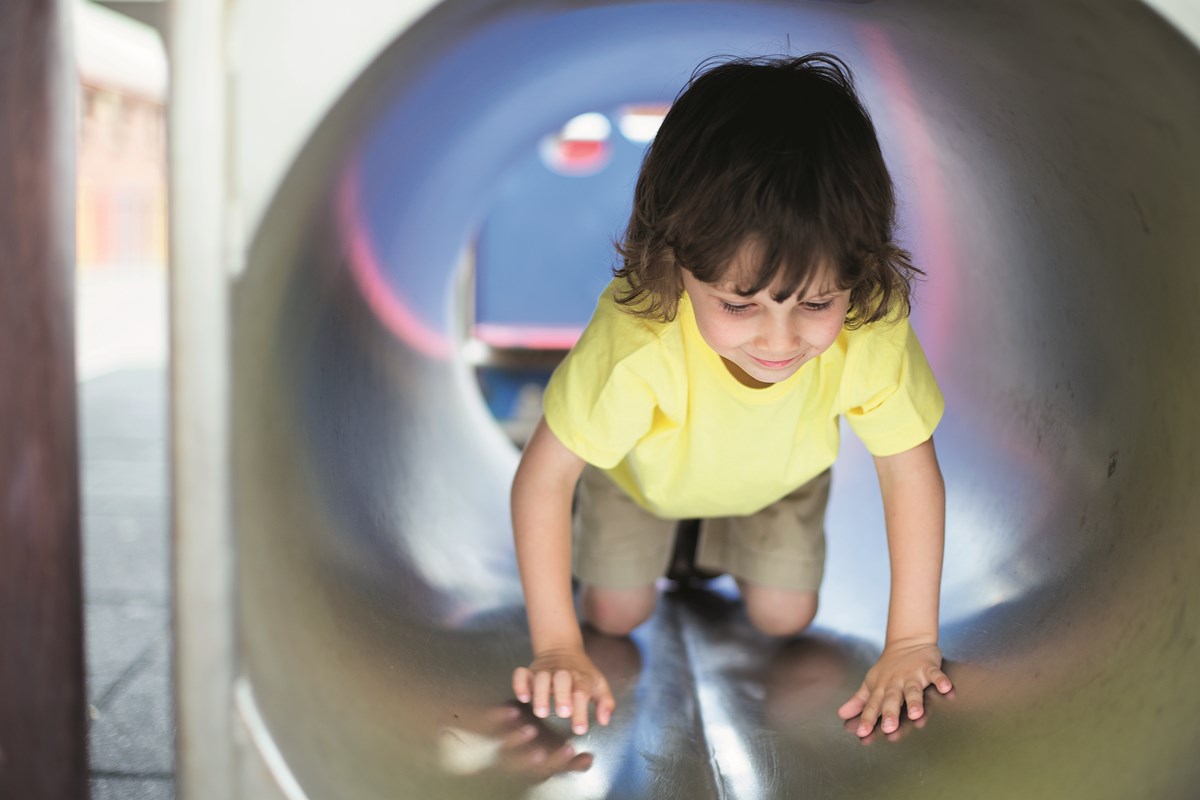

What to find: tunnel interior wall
left=231, top=1, right=1200, bottom=797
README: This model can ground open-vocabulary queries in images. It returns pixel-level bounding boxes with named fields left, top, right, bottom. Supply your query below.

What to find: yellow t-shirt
left=543, top=280, right=944, bottom=518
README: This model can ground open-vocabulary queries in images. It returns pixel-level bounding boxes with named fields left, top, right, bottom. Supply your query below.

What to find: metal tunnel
left=226, top=0, right=1200, bottom=796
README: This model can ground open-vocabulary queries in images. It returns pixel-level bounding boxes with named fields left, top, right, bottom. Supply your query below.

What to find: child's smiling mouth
left=749, top=354, right=801, bottom=369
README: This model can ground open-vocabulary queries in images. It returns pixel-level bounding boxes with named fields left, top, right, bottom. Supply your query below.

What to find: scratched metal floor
left=228, top=1, right=1200, bottom=797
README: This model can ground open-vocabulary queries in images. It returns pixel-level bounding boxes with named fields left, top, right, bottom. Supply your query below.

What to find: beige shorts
left=573, top=466, right=831, bottom=592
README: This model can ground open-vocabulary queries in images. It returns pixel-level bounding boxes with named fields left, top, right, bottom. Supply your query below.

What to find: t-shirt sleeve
left=541, top=296, right=663, bottom=469
left=840, top=317, right=945, bottom=457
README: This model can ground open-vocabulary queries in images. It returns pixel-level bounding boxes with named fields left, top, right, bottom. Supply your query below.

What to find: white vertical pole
left=167, top=0, right=236, bottom=797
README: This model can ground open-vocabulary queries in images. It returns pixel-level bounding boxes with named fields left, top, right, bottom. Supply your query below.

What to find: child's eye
left=803, top=300, right=834, bottom=311
left=720, top=301, right=751, bottom=315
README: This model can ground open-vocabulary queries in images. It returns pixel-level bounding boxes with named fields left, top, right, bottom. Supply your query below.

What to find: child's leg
left=573, top=466, right=676, bottom=636
left=696, top=469, right=832, bottom=637
left=580, top=584, right=659, bottom=636
left=736, top=581, right=818, bottom=637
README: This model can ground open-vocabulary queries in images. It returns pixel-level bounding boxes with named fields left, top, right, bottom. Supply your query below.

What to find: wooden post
left=0, top=2, right=88, bottom=798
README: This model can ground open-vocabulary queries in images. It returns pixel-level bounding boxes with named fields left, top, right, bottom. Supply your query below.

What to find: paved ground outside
left=78, top=264, right=175, bottom=799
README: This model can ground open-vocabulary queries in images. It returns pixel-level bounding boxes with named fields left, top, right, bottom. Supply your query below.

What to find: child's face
left=681, top=262, right=850, bottom=388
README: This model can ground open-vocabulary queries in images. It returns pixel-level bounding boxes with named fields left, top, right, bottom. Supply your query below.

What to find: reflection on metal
left=338, top=161, right=456, bottom=359
left=226, top=0, right=1200, bottom=797
left=234, top=679, right=312, bottom=800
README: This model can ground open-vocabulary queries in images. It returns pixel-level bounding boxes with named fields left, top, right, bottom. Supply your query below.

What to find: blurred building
left=75, top=0, right=167, bottom=271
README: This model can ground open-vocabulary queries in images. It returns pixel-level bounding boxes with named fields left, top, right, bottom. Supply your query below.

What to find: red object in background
left=540, top=111, right=614, bottom=177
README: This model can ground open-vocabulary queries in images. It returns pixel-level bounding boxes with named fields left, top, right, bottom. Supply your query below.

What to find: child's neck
left=721, top=357, right=773, bottom=390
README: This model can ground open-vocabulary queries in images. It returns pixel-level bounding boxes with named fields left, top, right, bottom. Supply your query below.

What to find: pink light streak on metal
left=855, top=23, right=958, bottom=367
left=472, top=323, right=583, bottom=350
left=337, top=158, right=454, bottom=360
left=856, top=24, right=1060, bottom=529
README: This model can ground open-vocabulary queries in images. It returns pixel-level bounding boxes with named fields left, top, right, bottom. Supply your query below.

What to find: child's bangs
left=720, top=231, right=847, bottom=302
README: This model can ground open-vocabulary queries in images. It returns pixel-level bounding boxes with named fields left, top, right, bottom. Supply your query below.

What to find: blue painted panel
left=475, top=121, right=645, bottom=329
left=350, top=2, right=852, bottom=341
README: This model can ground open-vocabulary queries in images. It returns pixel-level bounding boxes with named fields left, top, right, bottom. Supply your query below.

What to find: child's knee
left=581, top=584, right=658, bottom=636
left=742, top=584, right=818, bottom=637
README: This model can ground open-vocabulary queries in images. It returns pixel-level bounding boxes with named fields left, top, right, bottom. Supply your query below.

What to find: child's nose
left=756, top=317, right=801, bottom=354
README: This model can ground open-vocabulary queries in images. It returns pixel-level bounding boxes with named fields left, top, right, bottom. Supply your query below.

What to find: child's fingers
left=855, top=690, right=885, bottom=737
left=594, top=681, right=616, bottom=726
left=571, top=688, right=590, bottom=735
left=596, top=700, right=614, bottom=726
left=929, top=667, right=953, bottom=694
left=532, top=670, right=553, bottom=718
left=512, top=667, right=533, bottom=704
left=552, top=670, right=574, bottom=718
left=837, top=684, right=870, bottom=720
left=879, top=686, right=903, bottom=734
left=904, top=681, right=924, bottom=720
left=588, top=678, right=615, bottom=727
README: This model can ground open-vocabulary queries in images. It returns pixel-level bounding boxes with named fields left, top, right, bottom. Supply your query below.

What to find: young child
left=510, top=53, right=952, bottom=740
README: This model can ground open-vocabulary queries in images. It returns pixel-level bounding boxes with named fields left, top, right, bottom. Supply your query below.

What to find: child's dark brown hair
left=613, top=53, right=920, bottom=328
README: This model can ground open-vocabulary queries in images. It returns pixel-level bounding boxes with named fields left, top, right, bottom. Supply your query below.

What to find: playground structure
left=205, top=2, right=1200, bottom=796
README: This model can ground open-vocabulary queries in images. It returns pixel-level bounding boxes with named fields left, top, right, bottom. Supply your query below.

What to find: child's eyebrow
left=712, top=283, right=756, bottom=298
left=799, top=287, right=843, bottom=300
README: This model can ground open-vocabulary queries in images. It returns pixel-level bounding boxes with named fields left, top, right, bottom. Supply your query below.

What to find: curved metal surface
left=231, top=1, right=1200, bottom=797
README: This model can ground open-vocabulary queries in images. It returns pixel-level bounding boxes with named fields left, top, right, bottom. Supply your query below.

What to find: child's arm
left=510, top=417, right=615, bottom=735
left=837, top=437, right=954, bottom=736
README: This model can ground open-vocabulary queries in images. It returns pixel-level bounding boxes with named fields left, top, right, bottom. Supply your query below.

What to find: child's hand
left=836, top=638, right=952, bottom=737
left=512, top=647, right=615, bottom=735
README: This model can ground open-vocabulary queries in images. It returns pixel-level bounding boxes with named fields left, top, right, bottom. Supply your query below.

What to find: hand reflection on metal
left=440, top=626, right=643, bottom=784
left=762, top=635, right=856, bottom=724
left=438, top=703, right=594, bottom=782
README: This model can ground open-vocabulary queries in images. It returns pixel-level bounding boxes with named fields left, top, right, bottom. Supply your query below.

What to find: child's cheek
left=816, top=318, right=844, bottom=349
